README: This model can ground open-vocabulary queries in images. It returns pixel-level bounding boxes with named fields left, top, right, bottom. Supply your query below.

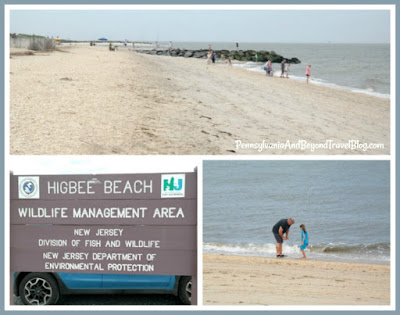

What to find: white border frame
left=4, top=4, right=396, bottom=312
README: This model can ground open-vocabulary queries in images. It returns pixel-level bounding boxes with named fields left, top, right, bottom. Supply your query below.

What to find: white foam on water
left=310, top=77, right=390, bottom=99
left=203, top=242, right=390, bottom=264
left=230, top=63, right=390, bottom=99
left=203, top=242, right=301, bottom=257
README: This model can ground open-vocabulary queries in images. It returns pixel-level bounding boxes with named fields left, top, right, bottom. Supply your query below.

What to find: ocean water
left=155, top=42, right=390, bottom=99
left=203, top=161, right=390, bottom=264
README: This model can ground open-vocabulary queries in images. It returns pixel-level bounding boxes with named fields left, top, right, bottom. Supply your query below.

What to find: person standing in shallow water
left=280, top=59, right=286, bottom=78
left=286, top=63, right=290, bottom=79
left=267, top=59, right=273, bottom=76
left=272, top=218, right=295, bottom=258
left=300, top=224, right=309, bottom=259
left=306, top=64, right=311, bottom=83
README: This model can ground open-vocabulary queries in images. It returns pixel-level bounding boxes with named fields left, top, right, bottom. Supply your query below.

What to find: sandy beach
left=203, top=254, right=390, bottom=305
left=10, top=45, right=390, bottom=155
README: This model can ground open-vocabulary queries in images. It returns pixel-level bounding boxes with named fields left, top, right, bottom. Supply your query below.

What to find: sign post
left=10, top=171, right=197, bottom=304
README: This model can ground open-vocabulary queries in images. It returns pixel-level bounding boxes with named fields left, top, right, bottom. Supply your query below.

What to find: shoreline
left=203, top=241, right=390, bottom=266
left=234, top=63, right=390, bottom=100
left=10, top=45, right=390, bottom=155
left=203, top=251, right=390, bottom=266
left=203, top=254, right=390, bottom=305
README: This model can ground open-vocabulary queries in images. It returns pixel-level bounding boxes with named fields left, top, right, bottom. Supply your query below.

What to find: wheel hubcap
left=24, top=277, right=52, bottom=305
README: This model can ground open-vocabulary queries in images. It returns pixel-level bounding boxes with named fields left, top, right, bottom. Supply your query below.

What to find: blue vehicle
left=13, top=272, right=192, bottom=305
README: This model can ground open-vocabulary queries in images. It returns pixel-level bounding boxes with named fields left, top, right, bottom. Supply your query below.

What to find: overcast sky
left=9, top=9, right=390, bottom=43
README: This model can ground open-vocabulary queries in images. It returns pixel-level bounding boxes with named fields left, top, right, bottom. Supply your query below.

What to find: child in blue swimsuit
left=300, top=224, right=308, bottom=259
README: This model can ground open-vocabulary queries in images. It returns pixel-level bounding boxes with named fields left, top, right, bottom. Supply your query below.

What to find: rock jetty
left=135, top=48, right=301, bottom=64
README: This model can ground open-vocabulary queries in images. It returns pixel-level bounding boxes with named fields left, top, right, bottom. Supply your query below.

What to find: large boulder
left=288, top=57, right=301, bottom=64
left=268, top=54, right=283, bottom=63
left=184, top=50, right=194, bottom=58
left=193, top=50, right=207, bottom=58
left=170, top=49, right=179, bottom=56
left=259, top=53, right=270, bottom=62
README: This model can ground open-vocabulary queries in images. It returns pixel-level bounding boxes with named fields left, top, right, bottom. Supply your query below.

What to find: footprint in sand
left=219, top=130, right=233, bottom=136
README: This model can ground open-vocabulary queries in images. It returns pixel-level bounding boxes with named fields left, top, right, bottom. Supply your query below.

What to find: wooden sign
left=10, top=172, right=197, bottom=276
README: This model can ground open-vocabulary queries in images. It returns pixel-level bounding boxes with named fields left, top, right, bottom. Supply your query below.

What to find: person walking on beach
left=272, top=218, right=295, bottom=258
left=306, top=64, right=311, bottom=83
left=168, top=41, right=173, bottom=54
left=206, top=51, right=212, bottom=64
left=254, top=53, right=259, bottom=62
left=286, top=63, right=290, bottom=79
left=280, top=59, right=286, bottom=78
left=300, top=224, right=309, bottom=259
left=265, top=59, right=273, bottom=76
left=268, top=59, right=273, bottom=76
left=211, top=51, right=216, bottom=64
left=228, top=56, right=232, bottom=67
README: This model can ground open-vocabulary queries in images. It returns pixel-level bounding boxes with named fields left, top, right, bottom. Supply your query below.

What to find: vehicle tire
left=178, top=276, right=192, bottom=305
left=19, top=273, right=60, bottom=305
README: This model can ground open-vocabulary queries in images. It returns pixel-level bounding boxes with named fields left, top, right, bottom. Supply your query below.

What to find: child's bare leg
left=301, top=249, right=307, bottom=259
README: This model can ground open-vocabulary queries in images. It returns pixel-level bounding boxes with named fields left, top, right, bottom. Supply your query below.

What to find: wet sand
left=203, top=254, right=390, bottom=305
